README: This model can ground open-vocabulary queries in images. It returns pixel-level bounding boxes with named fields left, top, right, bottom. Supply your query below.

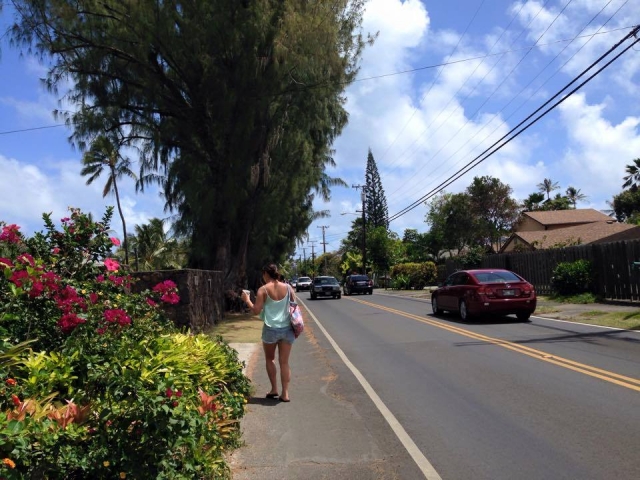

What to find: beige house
left=500, top=209, right=640, bottom=252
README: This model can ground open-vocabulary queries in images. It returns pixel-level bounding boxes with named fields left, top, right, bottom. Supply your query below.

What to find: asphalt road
left=300, top=291, right=640, bottom=480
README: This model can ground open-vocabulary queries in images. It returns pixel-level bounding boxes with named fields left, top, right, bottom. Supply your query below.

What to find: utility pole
left=352, top=184, right=367, bottom=274
left=318, top=225, right=329, bottom=274
left=309, top=241, right=317, bottom=277
left=302, top=247, right=307, bottom=275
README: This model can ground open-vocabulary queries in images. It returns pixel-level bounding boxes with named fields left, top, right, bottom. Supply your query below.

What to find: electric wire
left=375, top=0, right=488, bottom=164
left=387, top=26, right=640, bottom=223
left=386, top=0, right=575, bottom=202
left=383, top=0, right=543, bottom=193
left=386, top=0, right=624, bottom=207
left=0, top=26, right=633, bottom=136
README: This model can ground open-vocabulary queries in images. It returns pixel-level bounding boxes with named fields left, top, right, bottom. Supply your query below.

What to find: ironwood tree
left=5, top=0, right=372, bottom=288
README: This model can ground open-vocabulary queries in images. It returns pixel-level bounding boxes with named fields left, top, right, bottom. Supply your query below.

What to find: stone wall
left=131, top=269, right=223, bottom=333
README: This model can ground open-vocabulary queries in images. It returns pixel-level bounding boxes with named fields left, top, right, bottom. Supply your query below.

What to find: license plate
left=502, top=289, right=515, bottom=296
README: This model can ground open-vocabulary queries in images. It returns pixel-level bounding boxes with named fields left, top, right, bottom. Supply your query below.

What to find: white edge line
left=298, top=298, right=442, bottom=480
left=532, top=315, right=640, bottom=333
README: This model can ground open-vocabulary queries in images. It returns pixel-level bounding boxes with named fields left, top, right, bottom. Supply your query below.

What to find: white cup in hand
left=242, top=289, right=250, bottom=298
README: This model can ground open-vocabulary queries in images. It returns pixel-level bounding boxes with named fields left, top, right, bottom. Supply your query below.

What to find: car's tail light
left=520, top=283, right=534, bottom=297
left=368, top=280, right=373, bottom=287
left=477, top=286, right=496, bottom=298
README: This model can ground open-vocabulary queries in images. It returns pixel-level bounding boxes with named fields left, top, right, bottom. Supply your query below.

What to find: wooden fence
left=445, top=239, right=640, bottom=302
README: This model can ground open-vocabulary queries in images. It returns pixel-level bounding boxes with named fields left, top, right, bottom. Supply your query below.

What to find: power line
left=376, top=0, right=488, bottom=164
left=0, top=26, right=633, bottom=137
left=0, top=124, right=66, bottom=135
left=386, top=0, right=627, bottom=207
left=382, top=0, right=534, bottom=186
left=385, top=0, right=572, bottom=202
left=388, top=25, right=640, bottom=223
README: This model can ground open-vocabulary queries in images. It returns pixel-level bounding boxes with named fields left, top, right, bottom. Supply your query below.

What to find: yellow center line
left=349, top=297, right=640, bottom=392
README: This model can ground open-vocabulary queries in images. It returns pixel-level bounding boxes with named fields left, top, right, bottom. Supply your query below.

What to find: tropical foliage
left=389, top=262, right=437, bottom=290
left=0, top=208, right=250, bottom=479
left=537, top=178, right=560, bottom=200
left=81, top=135, right=136, bottom=266
left=6, top=0, right=373, bottom=290
left=124, top=218, right=187, bottom=271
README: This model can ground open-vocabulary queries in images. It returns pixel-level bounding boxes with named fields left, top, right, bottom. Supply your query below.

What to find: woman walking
left=241, top=264, right=295, bottom=402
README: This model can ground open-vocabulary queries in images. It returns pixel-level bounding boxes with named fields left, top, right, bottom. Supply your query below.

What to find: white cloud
left=557, top=93, right=640, bottom=207
left=0, top=154, right=165, bottom=239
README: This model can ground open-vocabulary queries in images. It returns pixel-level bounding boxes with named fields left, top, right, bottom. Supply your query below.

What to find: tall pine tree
left=365, top=149, right=388, bottom=229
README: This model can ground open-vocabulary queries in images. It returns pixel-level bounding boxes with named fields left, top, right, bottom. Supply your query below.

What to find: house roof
left=502, top=221, right=640, bottom=251
left=523, top=208, right=612, bottom=227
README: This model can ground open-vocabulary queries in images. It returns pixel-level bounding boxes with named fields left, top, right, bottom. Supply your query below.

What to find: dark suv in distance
left=343, top=274, right=373, bottom=295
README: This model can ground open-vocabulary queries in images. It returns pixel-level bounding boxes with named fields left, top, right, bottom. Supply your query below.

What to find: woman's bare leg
left=277, top=340, right=293, bottom=401
left=263, top=342, right=278, bottom=395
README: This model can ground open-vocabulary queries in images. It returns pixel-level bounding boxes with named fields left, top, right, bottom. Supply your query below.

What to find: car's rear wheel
left=459, top=300, right=472, bottom=321
left=432, top=297, right=442, bottom=315
left=516, top=311, right=531, bottom=321
left=368, top=290, right=373, bottom=295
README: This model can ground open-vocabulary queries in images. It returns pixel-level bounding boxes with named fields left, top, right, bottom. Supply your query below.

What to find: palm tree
left=537, top=178, right=560, bottom=200
left=622, top=158, right=640, bottom=191
left=81, top=135, right=136, bottom=265
left=565, top=186, right=587, bottom=208
left=131, top=218, right=185, bottom=270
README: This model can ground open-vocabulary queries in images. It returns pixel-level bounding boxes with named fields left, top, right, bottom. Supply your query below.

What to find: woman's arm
left=241, top=287, right=266, bottom=315
left=289, top=285, right=297, bottom=303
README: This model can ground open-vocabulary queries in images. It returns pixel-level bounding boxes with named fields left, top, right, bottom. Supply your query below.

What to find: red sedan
left=431, top=269, right=536, bottom=321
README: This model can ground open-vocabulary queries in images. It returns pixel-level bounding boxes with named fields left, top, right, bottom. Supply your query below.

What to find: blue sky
left=1, top=0, right=640, bottom=260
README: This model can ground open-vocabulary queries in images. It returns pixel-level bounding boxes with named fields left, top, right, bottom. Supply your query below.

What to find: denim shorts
left=262, top=324, right=295, bottom=344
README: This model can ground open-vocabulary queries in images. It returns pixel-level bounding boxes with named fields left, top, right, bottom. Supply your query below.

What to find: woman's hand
left=240, top=290, right=250, bottom=304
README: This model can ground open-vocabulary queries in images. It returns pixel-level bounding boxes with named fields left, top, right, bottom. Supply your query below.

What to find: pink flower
left=166, top=388, right=173, bottom=398
left=52, top=247, right=61, bottom=255
left=16, top=253, right=35, bottom=267
left=103, top=309, right=131, bottom=326
left=28, top=281, right=45, bottom=298
left=41, top=271, right=61, bottom=292
left=146, top=298, right=157, bottom=307
left=110, top=237, right=121, bottom=247
left=104, top=258, right=120, bottom=272
left=58, top=313, right=86, bottom=333
left=89, top=293, right=99, bottom=304
left=0, top=257, right=14, bottom=268
left=9, top=270, right=29, bottom=288
left=153, top=280, right=177, bottom=294
left=160, top=292, right=180, bottom=305
left=96, top=274, right=105, bottom=283
left=0, top=224, right=21, bottom=244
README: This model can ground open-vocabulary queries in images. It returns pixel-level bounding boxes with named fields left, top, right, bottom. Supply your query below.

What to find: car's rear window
left=298, top=277, right=311, bottom=282
left=350, top=275, right=369, bottom=281
left=473, top=271, right=522, bottom=284
left=315, top=277, right=338, bottom=285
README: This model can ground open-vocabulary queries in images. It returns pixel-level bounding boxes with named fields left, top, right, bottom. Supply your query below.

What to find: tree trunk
left=111, top=172, right=129, bottom=266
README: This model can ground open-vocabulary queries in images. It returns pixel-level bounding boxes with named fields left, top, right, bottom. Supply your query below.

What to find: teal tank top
left=260, top=286, right=290, bottom=328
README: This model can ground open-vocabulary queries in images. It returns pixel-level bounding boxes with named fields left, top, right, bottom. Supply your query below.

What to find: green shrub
left=390, top=262, right=437, bottom=289
left=389, top=274, right=410, bottom=290
left=550, top=259, right=593, bottom=295
left=0, top=208, right=250, bottom=479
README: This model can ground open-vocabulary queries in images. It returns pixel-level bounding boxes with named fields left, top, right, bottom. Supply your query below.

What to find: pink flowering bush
left=0, top=207, right=251, bottom=479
